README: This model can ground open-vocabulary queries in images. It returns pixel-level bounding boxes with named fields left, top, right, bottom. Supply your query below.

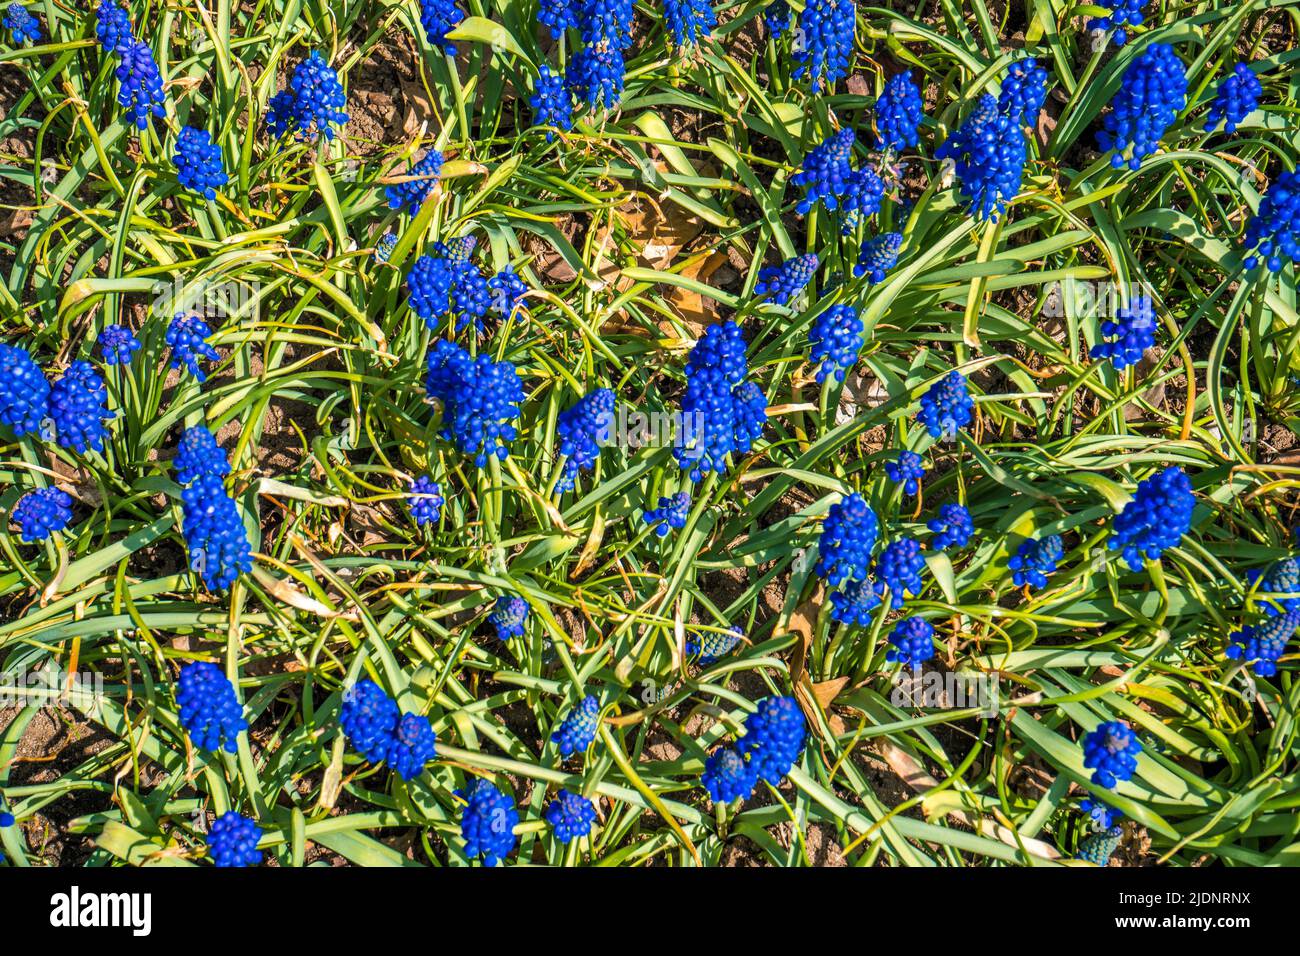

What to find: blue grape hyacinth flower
left=489, top=595, right=530, bottom=640
left=738, top=695, right=807, bottom=785
left=115, top=39, right=166, bottom=130
left=176, top=662, right=247, bottom=754
left=9, top=487, right=73, bottom=543
left=407, top=475, right=444, bottom=527
left=1206, top=63, right=1262, bottom=134
left=180, top=474, right=252, bottom=591
left=755, top=252, right=818, bottom=305
left=567, top=43, right=625, bottom=112
left=887, top=616, right=935, bottom=668
left=174, top=426, right=230, bottom=486
left=917, top=371, right=974, bottom=440
left=555, top=388, right=616, bottom=492
left=1080, top=798, right=1123, bottom=831
left=1108, top=465, right=1194, bottom=571
left=1093, top=295, right=1157, bottom=370
left=792, top=0, right=855, bottom=92
left=854, top=232, right=902, bottom=284
left=873, top=537, right=926, bottom=609
left=407, top=254, right=455, bottom=328
left=1097, top=42, right=1187, bottom=170
left=166, top=314, right=220, bottom=382
left=927, top=503, right=973, bottom=550
left=664, top=0, right=715, bottom=48
left=935, top=94, right=1025, bottom=221
left=456, top=779, right=519, bottom=866
left=47, top=361, right=111, bottom=454
left=792, top=128, right=855, bottom=215
left=339, top=679, right=438, bottom=780
left=1243, top=170, right=1300, bottom=273
left=173, top=126, right=227, bottom=200
left=1088, top=0, right=1145, bottom=46
left=816, top=492, right=878, bottom=586
left=546, top=790, right=597, bottom=843
left=419, top=0, right=464, bottom=55
left=386, top=150, right=443, bottom=217
left=530, top=64, right=574, bottom=139
left=809, top=304, right=864, bottom=383
left=702, top=746, right=757, bottom=803
left=95, top=0, right=133, bottom=54
left=0, top=343, right=49, bottom=437
left=266, top=51, right=349, bottom=141
left=874, top=72, right=923, bottom=152
left=1226, top=609, right=1300, bottom=678
left=763, top=0, right=792, bottom=33
left=207, top=812, right=263, bottom=868
left=1082, top=720, right=1142, bottom=789
left=685, top=627, right=743, bottom=664
left=1249, top=557, right=1300, bottom=615
left=1009, top=534, right=1063, bottom=590
left=884, top=449, right=926, bottom=496
left=425, top=340, right=525, bottom=466
left=999, top=59, right=1048, bottom=127
left=489, top=265, right=529, bottom=315
left=580, top=0, right=634, bottom=47
left=552, top=694, right=599, bottom=758
left=829, top=578, right=881, bottom=626
left=643, top=491, right=690, bottom=537
left=673, top=321, right=767, bottom=482
left=97, top=325, right=141, bottom=366
left=539, top=0, right=578, bottom=37
left=3, top=3, right=42, bottom=44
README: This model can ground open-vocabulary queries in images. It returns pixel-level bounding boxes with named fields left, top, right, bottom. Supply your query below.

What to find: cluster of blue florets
left=176, top=662, right=247, bottom=754
left=3, top=3, right=41, bottom=44
left=674, top=321, right=767, bottom=482
left=1093, top=295, right=1157, bottom=369
left=809, top=304, right=864, bottom=383
left=9, top=487, right=73, bottom=543
left=173, top=127, right=227, bottom=200
left=173, top=425, right=229, bottom=485
left=817, top=492, right=878, bottom=586
left=407, top=475, right=444, bottom=526
left=1226, top=609, right=1299, bottom=678
left=702, top=695, right=807, bottom=804
left=643, top=491, right=690, bottom=536
left=180, top=473, right=253, bottom=591
left=764, top=0, right=792, bottom=33
left=874, top=538, right=926, bottom=609
left=792, top=0, right=855, bottom=92
left=545, top=790, right=597, bottom=843
left=999, top=59, right=1048, bottom=127
left=96, top=1, right=133, bottom=54
left=1250, top=558, right=1300, bottom=614
left=531, top=65, right=574, bottom=140
left=1082, top=720, right=1142, bottom=788
left=702, top=746, right=756, bottom=802
left=1009, top=534, right=1063, bottom=590
left=386, top=150, right=444, bottom=217
left=564, top=0, right=634, bottom=111
left=917, top=371, right=974, bottom=439
left=425, top=339, right=524, bottom=466
left=927, top=503, right=973, bottom=550
left=207, top=811, right=263, bottom=867
left=456, top=778, right=519, bottom=866
left=339, top=679, right=438, bottom=780
left=266, top=51, right=349, bottom=141
left=489, top=265, right=528, bottom=316
left=1109, top=466, right=1194, bottom=571
left=48, top=361, right=111, bottom=453
left=419, top=0, right=464, bottom=55
left=166, top=314, right=221, bottom=382
left=936, top=95, right=1026, bottom=221
left=887, top=616, right=935, bottom=668
left=1206, top=63, right=1262, bottom=133
left=686, top=627, right=743, bottom=664
left=489, top=595, right=530, bottom=640
left=1243, top=170, right=1300, bottom=273
left=884, top=450, right=926, bottom=496
left=114, top=39, right=166, bottom=130
left=664, top=0, right=715, bottom=48
left=556, top=388, right=615, bottom=492
left=97, top=325, right=140, bottom=366
left=0, top=343, right=49, bottom=437
left=539, top=0, right=578, bottom=37
left=1097, top=42, right=1187, bottom=170
left=792, top=128, right=857, bottom=215
left=874, top=73, right=923, bottom=152
left=1080, top=798, right=1123, bottom=830
left=552, top=694, right=600, bottom=757
left=1088, top=0, right=1145, bottom=46
left=854, top=232, right=902, bottom=283
left=755, top=253, right=818, bottom=305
